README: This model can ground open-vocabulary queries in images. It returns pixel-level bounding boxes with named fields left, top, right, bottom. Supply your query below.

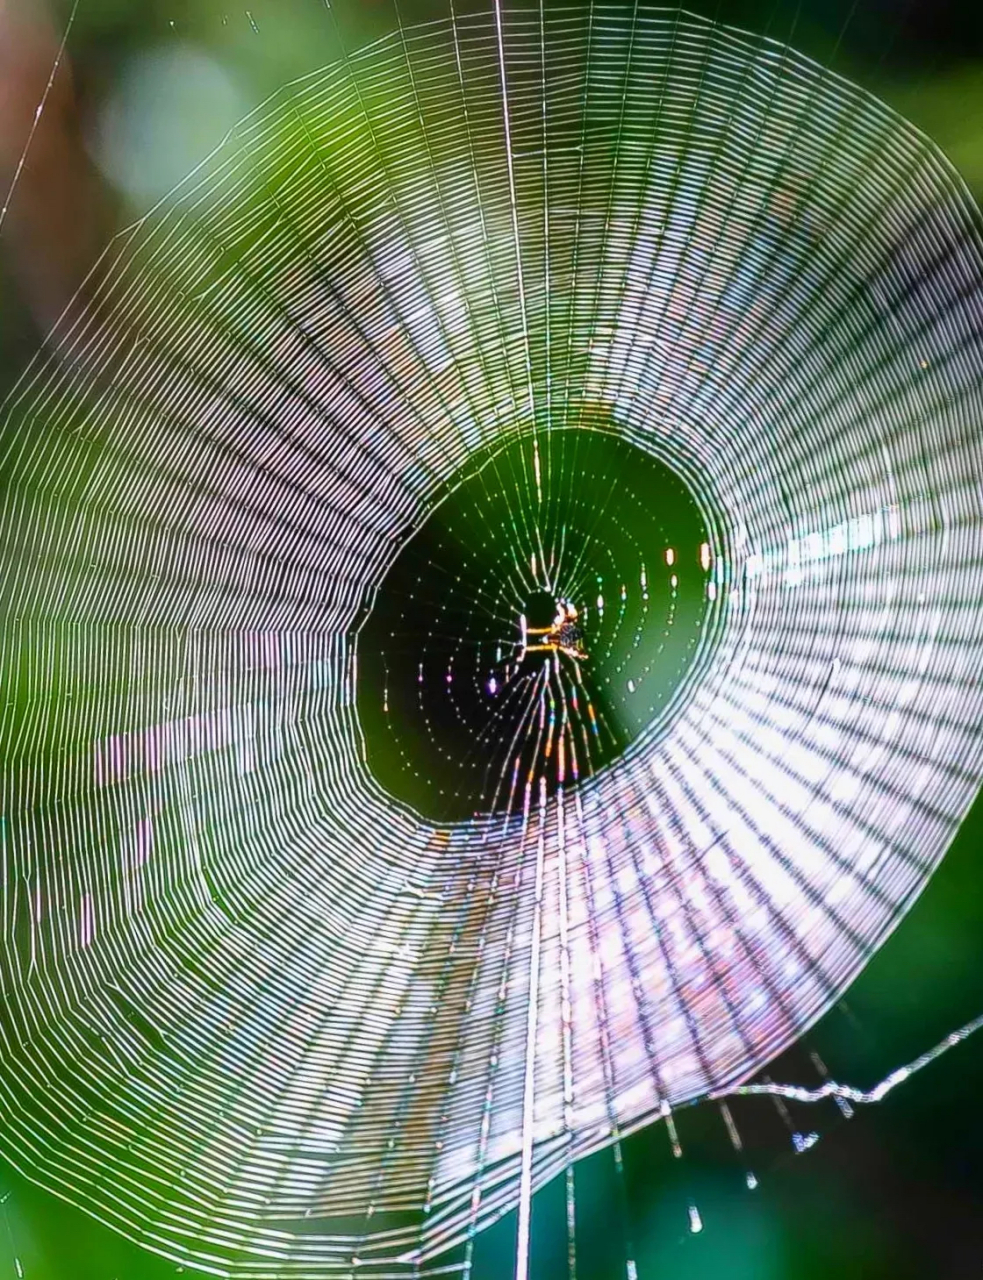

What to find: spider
left=521, top=599, right=586, bottom=662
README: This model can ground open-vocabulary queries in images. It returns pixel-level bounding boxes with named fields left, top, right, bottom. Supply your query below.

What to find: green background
left=1, top=0, right=982, bottom=1275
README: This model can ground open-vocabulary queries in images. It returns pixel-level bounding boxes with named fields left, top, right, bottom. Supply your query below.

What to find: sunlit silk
left=0, top=6, right=982, bottom=1278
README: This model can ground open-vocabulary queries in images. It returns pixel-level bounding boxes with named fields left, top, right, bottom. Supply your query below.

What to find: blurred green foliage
left=1, top=0, right=982, bottom=1276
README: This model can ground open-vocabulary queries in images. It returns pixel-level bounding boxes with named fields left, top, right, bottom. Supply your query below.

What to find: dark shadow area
left=356, top=427, right=714, bottom=821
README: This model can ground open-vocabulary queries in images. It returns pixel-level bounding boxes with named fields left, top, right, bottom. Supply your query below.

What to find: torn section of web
left=714, top=1010, right=983, bottom=1107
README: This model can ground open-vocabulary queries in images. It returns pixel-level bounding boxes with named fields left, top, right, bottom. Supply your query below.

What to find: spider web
left=0, top=4, right=982, bottom=1279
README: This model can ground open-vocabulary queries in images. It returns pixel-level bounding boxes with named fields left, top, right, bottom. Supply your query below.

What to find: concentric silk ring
left=2, top=6, right=983, bottom=1275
